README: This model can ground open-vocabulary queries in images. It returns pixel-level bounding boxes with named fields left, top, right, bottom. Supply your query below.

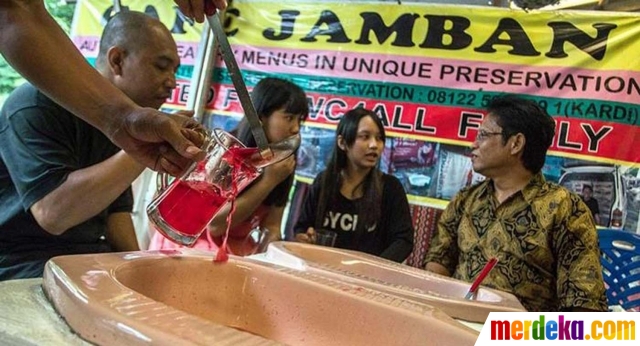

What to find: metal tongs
left=205, top=7, right=273, bottom=160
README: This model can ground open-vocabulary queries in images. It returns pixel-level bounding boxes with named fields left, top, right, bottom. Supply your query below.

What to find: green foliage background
left=0, top=1, right=76, bottom=106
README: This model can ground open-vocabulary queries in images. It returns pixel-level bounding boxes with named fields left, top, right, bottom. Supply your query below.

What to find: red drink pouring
left=148, top=129, right=261, bottom=247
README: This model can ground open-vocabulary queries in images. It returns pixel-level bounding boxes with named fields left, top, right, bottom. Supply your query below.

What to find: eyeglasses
left=475, top=129, right=503, bottom=142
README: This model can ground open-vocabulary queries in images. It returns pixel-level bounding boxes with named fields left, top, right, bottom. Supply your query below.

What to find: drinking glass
left=232, top=227, right=271, bottom=256
left=315, top=229, right=337, bottom=247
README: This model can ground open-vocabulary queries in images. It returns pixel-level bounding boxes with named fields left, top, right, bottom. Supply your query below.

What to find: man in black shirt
left=0, top=1, right=208, bottom=175
left=581, top=184, right=601, bottom=225
left=0, top=12, right=181, bottom=280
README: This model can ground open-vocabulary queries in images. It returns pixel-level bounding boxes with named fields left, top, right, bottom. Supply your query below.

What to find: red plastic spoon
left=465, top=257, right=499, bottom=300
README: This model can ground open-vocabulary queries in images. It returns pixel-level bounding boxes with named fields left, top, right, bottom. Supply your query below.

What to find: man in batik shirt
left=424, top=95, right=607, bottom=312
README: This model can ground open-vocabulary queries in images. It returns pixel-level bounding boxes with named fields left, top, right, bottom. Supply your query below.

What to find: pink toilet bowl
left=43, top=250, right=479, bottom=345
left=264, top=241, right=526, bottom=322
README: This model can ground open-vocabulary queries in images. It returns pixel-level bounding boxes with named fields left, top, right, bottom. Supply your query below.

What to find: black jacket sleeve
left=379, top=174, right=414, bottom=262
left=293, top=173, right=323, bottom=234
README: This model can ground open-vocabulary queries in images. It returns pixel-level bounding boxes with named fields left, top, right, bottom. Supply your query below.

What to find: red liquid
left=224, top=146, right=261, bottom=168
left=157, top=180, right=228, bottom=237
left=213, top=197, right=235, bottom=263
left=156, top=146, right=260, bottom=257
left=214, top=147, right=259, bottom=262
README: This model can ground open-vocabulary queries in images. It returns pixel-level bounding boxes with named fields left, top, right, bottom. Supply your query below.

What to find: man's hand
left=174, top=0, right=228, bottom=23
left=170, top=109, right=208, bottom=140
left=425, top=262, right=452, bottom=277
left=109, top=107, right=206, bottom=176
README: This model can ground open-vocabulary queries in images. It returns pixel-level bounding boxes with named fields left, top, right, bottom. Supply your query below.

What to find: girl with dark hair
left=294, top=108, right=414, bottom=262
left=149, top=77, right=308, bottom=255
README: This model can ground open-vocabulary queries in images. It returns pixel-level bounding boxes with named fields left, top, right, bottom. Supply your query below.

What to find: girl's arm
left=293, top=174, right=324, bottom=235
left=379, top=176, right=414, bottom=262
left=261, top=205, right=285, bottom=244
left=209, top=156, right=295, bottom=236
left=294, top=173, right=330, bottom=243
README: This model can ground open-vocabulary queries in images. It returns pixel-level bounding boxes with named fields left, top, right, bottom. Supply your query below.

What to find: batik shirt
left=425, top=173, right=607, bottom=311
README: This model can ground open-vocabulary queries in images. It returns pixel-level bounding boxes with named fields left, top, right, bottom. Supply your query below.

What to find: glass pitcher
left=147, top=128, right=262, bottom=247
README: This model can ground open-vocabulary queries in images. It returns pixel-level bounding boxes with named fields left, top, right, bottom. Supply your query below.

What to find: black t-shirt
left=0, top=83, right=133, bottom=280
left=582, top=197, right=600, bottom=218
left=294, top=171, right=414, bottom=262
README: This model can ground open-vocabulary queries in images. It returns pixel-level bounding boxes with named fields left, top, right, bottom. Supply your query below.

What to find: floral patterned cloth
left=405, top=205, right=441, bottom=268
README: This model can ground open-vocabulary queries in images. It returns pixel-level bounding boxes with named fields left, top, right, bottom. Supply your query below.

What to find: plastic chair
left=598, top=229, right=640, bottom=311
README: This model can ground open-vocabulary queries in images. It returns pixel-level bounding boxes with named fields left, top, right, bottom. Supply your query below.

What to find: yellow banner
left=235, top=2, right=640, bottom=71
left=71, top=0, right=640, bottom=229
left=72, top=0, right=203, bottom=42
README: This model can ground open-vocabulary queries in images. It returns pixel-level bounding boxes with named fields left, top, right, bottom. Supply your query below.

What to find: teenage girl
left=294, top=108, right=414, bottom=262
